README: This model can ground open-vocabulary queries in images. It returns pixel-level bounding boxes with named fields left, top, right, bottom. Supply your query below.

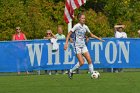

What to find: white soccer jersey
left=71, top=23, right=90, bottom=47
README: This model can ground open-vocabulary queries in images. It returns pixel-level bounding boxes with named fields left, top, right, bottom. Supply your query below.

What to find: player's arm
left=69, top=37, right=73, bottom=43
left=85, top=36, right=89, bottom=42
left=89, top=32, right=104, bottom=42
left=64, top=31, right=72, bottom=50
left=85, top=26, right=104, bottom=42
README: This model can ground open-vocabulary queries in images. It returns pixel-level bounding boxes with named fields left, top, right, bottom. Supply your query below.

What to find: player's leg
left=70, top=47, right=85, bottom=73
left=70, top=47, right=84, bottom=73
left=68, top=53, right=84, bottom=79
left=82, top=47, right=94, bottom=74
left=71, top=53, right=84, bottom=71
left=68, top=47, right=84, bottom=79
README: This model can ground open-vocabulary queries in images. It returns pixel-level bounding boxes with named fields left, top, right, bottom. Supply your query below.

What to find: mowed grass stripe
left=0, top=72, right=140, bottom=93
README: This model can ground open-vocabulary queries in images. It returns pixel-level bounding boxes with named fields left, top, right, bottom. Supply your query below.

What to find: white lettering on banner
left=46, top=43, right=60, bottom=65
left=26, top=43, right=44, bottom=66
left=91, top=42, right=103, bottom=64
left=104, top=41, right=130, bottom=64
left=118, top=41, right=130, bottom=63
left=105, top=41, right=117, bottom=64
left=63, top=43, right=75, bottom=64
left=25, top=41, right=130, bottom=66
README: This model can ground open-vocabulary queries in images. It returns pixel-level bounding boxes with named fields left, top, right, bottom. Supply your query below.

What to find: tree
left=0, top=0, right=140, bottom=41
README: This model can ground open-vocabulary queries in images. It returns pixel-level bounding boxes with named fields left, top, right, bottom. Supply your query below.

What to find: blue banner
left=0, top=38, right=140, bottom=72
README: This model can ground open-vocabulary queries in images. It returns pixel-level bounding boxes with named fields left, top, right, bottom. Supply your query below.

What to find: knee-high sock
left=89, top=63, right=94, bottom=73
left=70, top=62, right=80, bottom=73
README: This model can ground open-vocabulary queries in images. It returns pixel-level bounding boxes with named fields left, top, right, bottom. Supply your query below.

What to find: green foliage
left=0, top=0, right=140, bottom=40
left=103, top=0, right=140, bottom=37
left=85, top=9, right=113, bottom=37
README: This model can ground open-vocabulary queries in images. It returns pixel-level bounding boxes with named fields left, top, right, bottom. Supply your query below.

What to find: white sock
left=89, top=64, right=94, bottom=73
left=70, top=62, right=80, bottom=73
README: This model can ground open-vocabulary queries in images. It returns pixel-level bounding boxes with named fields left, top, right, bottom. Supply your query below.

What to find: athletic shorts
left=74, top=46, right=88, bottom=54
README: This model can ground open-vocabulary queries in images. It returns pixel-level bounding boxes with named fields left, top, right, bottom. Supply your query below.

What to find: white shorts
left=74, top=46, right=88, bottom=54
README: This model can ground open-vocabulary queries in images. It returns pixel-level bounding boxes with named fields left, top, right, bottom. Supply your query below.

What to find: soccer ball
left=91, top=71, right=100, bottom=79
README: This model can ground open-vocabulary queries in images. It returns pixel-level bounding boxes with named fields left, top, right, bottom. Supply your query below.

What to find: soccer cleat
left=68, top=70, right=73, bottom=79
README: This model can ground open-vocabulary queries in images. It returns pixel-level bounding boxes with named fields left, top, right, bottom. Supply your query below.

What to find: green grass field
left=0, top=72, right=140, bottom=93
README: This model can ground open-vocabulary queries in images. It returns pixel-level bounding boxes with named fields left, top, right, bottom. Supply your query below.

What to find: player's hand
left=101, top=39, right=105, bottom=42
left=64, top=44, right=68, bottom=50
left=99, top=38, right=105, bottom=42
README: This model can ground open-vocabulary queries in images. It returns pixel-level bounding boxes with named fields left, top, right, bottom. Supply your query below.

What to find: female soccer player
left=64, top=13, right=104, bottom=79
